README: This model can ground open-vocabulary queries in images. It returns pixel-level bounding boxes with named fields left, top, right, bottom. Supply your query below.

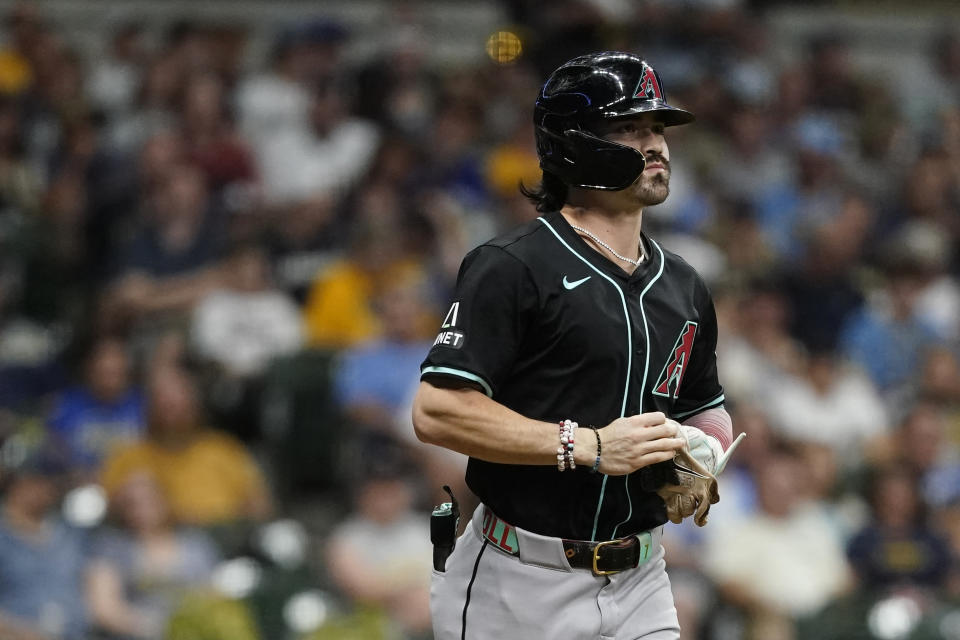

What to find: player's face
left=595, top=114, right=671, bottom=206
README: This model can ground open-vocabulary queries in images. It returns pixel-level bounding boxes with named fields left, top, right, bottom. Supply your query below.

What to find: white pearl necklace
left=569, top=224, right=645, bottom=266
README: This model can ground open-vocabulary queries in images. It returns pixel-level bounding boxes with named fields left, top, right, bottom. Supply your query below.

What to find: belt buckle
left=591, top=539, right=623, bottom=576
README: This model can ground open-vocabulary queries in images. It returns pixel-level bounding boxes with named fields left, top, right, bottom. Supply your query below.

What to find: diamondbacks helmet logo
left=653, top=321, right=698, bottom=400
left=634, top=64, right=663, bottom=100
left=532, top=52, right=694, bottom=191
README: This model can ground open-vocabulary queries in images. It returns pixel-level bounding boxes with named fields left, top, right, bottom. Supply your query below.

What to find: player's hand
left=594, top=412, right=686, bottom=475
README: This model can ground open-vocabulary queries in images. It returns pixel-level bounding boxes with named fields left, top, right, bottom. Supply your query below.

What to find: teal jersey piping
left=672, top=394, right=726, bottom=420
left=611, top=238, right=665, bottom=539
left=537, top=217, right=633, bottom=541
left=420, top=366, right=493, bottom=398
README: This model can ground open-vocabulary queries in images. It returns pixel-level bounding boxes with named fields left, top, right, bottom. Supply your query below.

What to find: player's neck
left=560, top=205, right=645, bottom=270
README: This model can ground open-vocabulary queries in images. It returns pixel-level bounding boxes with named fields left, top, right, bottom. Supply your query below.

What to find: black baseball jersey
left=420, top=210, right=724, bottom=541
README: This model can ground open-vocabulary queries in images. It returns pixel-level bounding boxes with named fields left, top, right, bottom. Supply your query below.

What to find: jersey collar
left=546, top=210, right=660, bottom=283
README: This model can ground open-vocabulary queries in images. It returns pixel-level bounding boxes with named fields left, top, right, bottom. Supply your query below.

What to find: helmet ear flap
left=535, top=126, right=646, bottom=191
left=562, top=130, right=646, bottom=190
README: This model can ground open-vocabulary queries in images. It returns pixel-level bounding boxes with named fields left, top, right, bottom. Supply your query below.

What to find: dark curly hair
left=519, top=171, right=569, bottom=213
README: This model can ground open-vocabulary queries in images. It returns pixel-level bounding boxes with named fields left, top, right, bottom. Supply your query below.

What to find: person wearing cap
left=0, top=445, right=88, bottom=640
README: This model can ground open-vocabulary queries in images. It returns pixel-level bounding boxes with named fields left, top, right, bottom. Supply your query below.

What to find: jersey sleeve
left=672, top=281, right=725, bottom=420
left=420, top=245, right=538, bottom=398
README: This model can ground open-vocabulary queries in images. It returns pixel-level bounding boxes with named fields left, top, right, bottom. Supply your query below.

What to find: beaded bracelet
left=589, top=427, right=602, bottom=473
left=557, top=419, right=577, bottom=471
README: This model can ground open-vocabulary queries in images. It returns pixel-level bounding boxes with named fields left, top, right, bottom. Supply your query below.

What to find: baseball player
left=413, top=52, right=735, bottom=640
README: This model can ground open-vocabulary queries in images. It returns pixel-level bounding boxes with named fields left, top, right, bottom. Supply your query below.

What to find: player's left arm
left=674, top=406, right=732, bottom=475
left=669, top=279, right=733, bottom=473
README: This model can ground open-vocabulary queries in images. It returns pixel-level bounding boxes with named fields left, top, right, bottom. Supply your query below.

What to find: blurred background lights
left=941, top=610, right=960, bottom=640
left=485, top=30, right=522, bottom=64
left=867, top=596, right=922, bottom=640
left=211, top=558, right=263, bottom=600
left=257, top=519, right=308, bottom=569
left=283, top=590, right=329, bottom=634
left=61, top=484, right=107, bottom=528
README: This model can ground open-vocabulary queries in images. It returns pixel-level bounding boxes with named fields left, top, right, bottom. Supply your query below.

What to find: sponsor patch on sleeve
left=433, top=329, right=466, bottom=349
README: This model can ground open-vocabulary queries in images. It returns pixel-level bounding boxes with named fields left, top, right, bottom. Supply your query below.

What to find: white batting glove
left=681, top=425, right=725, bottom=475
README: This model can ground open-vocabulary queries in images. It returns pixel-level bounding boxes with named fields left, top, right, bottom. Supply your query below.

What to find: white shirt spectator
left=764, top=365, right=888, bottom=458
left=192, top=289, right=303, bottom=377
left=255, top=118, right=380, bottom=205
left=236, top=73, right=312, bottom=151
left=703, top=502, right=850, bottom=616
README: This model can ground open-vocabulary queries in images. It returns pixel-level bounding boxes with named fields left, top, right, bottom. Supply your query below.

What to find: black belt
left=480, top=508, right=655, bottom=576
left=563, top=536, right=653, bottom=575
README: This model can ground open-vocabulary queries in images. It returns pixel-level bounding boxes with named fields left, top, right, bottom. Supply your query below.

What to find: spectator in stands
left=895, top=147, right=958, bottom=237
left=754, top=114, right=850, bottom=261
left=106, top=163, right=229, bottom=333
left=333, top=271, right=433, bottom=432
left=355, top=17, right=436, bottom=137
left=887, top=403, right=960, bottom=510
left=0, top=444, right=87, bottom=640
left=192, top=243, right=303, bottom=380
left=712, top=100, right=792, bottom=204
left=116, top=163, right=223, bottom=280
left=86, top=22, right=144, bottom=118
left=0, top=97, right=41, bottom=214
left=235, top=24, right=315, bottom=155
left=0, top=3, right=42, bottom=96
left=47, top=336, right=145, bottom=477
left=86, top=470, right=220, bottom=639
left=100, top=365, right=271, bottom=526
left=326, top=438, right=431, bottom=637
left=780, top=194, right=872, bottom=351
left=805, top=33, right=869, bottom=115
left=180, top=72, right=257, bottom=195
left=241, top=21, right=379, bottom=206
left=917, top=348, right=960, bottom=451
left=108, top=52, right=181, bottom=152
left=763, top=348, right=888, bottom=465
left=840, top=247, right=940, bottom=392
left=904, top=30, right=960, bottom=130
left=303, top=213, right=430, bottom=349
left=847, top=465, right=953, bottom=594
left=192, top=243, right=303, bottom=440
left=898, top=221, right=960, bottom=343
left=703, top=443, right=851, bottom=639
left=716, top=278, right=806, bottom=406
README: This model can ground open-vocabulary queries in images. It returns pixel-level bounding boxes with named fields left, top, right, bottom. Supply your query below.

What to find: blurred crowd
left=0, top=0, right=958, bottom=638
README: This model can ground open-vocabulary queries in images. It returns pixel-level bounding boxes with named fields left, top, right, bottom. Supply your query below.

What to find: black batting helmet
left=534, top=52, right=694, bottom=191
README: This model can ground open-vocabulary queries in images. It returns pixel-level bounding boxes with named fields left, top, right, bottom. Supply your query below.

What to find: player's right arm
left=414, top=244, right=683, bottom=474
left=413, top=382, right=685, bottom=474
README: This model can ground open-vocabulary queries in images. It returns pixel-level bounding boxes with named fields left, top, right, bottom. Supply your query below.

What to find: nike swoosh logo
left=562, top=275, right=591, bottom=290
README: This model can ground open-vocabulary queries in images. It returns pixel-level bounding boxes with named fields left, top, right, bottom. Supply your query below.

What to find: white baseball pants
left=430, top=504, right=680, bottom=640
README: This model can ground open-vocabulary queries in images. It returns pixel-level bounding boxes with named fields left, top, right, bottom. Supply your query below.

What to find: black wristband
left=589, top=427, right=601, bottom=473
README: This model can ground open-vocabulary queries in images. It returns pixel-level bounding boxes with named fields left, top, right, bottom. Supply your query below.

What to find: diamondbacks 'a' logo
left=653, top=321, right=698, bottom=400
left=634, top=65, right=663, bottom=100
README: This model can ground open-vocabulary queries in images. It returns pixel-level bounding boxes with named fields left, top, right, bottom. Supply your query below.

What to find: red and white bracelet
left=557, top=419, right=578, bottom=471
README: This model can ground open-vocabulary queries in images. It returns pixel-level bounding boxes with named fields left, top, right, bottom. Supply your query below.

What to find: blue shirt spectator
left=0, top=516, right=88, bottom=639
left=48, top=387, right=145, bottom=471
left=47, top=337, right=145, bottom=472
left=335, top=339, right=432, bottom=419
left=0, top=448, right=88, bottom=640
left=840, top=295, right=939, bottom=391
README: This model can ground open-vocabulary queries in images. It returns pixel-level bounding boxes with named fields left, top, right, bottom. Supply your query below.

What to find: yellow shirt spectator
left=101, top=429, right=270, bottom=526
left=303, top=258, right=434, bottom=349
